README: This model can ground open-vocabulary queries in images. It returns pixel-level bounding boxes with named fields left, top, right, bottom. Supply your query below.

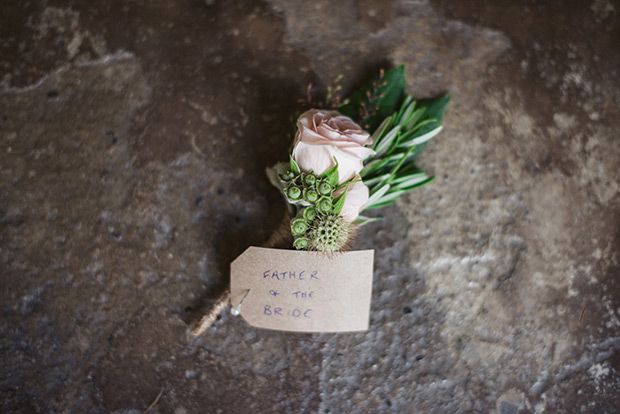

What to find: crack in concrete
left=0, top=51, right=137, bottom=94
left=529, top=336, right=620, bottom=396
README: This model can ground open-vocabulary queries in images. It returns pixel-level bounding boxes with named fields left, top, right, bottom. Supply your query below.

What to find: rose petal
left=337, top=178, right=370, bottom=221
left=292, top=109, right=374, bottom=184
left=292, top=140, right=337, bottom=176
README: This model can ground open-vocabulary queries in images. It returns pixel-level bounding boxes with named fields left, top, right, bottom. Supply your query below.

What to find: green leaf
left=394, top=95, right=413, bottom=124
left=391, top=172, right=427, bottom=186
left=414, top=94, right=451, bottom=137
left=332, top=189, right=347, bottom=215
left=400, top=175, right=434, bottom=191
left=373, top=124, right=401, bottom=155
left=407, top=119, right=437, bottom=138
left=348, top=74, right=451, bottom=211
left=364, top=183, right=390, bottom=210
left=398, top=144, right=429, bottom=168
left=360, top=157, right=390, bottom=178
left=397, top=125, right=443, bottom=149
left=404, top=108, right=426, bottom=132
left=369, top=116, right=393, bottom=148
left=361, top=173, right=390, bottom=189
left=353, top=215, right=381, bottom=226
left=320, top=157, right=339, bottom=186
left=375, top=65, right=406, bottom=121
left=398, top=100, right=416, bottom=127
left=364, top=189, right=406, bottom=210
left=378, top=189, right=406, bottom=204
left=363, top=199, right=398, bottom=210
left=290, top=156, right=300, bottom=174
left=335, top=178, right=360, bottom=191
left=339, top=65, right=406, bottom=133
left=392, top=173, right=433, bottom=191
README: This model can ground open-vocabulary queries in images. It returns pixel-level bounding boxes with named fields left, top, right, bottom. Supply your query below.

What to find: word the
left=262, top=270, right=318, bottom=281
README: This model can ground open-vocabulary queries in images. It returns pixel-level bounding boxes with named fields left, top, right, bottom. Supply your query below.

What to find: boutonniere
left=192, top=65, right=450, bottom=335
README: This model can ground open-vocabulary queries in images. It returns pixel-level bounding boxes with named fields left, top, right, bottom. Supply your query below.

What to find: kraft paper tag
left=230, top=247, right=374, bottom=333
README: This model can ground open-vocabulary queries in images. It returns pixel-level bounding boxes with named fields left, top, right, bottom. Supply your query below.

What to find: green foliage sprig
left=340, top=65, right=450, bottom=219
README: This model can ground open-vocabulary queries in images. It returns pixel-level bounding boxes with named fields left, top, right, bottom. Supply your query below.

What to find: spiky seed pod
left=286, top=184, right=302, bottom=201
left=291, top=218, right=308, bottom=236
left=293, top=237, right=310, bottom=250
left=307, top=214, right=353, bottom=253
left=302, top=206, right=316, bottom=223
left=316, top=196, right=333, bottom=214
left=303, top=188, right=319, bottom=204
left=303, top=173, right=316, bottom=187
left=317, top=180, right=333, bottom=196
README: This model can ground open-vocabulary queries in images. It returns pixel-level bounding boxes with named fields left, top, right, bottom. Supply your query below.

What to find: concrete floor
left=1, top=0, right=619, bottom=413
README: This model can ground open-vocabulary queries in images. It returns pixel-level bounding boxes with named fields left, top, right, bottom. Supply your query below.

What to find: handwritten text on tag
left=230, top=247, right=374, bottom=332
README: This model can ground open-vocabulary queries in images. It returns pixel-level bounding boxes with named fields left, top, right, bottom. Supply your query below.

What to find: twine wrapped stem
left=191, top=214, right=292, bottom=336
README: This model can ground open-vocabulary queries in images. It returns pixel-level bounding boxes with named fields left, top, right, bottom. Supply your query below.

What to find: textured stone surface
left=1, top=0, right=619, bottom=413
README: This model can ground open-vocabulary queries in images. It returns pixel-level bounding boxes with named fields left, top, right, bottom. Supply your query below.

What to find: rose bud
left=292, top=110, right=375, bottom=185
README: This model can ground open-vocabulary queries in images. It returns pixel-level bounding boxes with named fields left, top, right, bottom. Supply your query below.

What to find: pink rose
left=292, top=109, right=375, bottom=184
left=335, top=176, right=369, bottom=222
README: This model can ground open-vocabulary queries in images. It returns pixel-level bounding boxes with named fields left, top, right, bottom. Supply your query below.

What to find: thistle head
left=307, top=214, right=354, bottom=254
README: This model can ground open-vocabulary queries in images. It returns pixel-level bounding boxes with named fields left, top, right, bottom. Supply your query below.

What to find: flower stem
left=191, top=289, right=230, bottom=336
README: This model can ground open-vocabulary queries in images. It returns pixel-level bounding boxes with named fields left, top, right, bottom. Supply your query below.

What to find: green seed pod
left=291, top=218, right=308, bottom=236
left=293, top=237, right=310, bottom=250
left=303, top=188, right=319, bottom=204
left=318, top=180, right=333, bottom=196
left=280, top=170, right=296, bottom=182
left=303, top=173, right=317, bottom=187
left=316, top=196, right=333, bottom=214
left=286, top=184, right=302, bottom=201
left=303, top=206, right=317, bottom=223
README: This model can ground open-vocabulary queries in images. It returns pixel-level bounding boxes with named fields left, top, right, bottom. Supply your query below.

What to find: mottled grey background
left=1, top=1, right=619, bottom=413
